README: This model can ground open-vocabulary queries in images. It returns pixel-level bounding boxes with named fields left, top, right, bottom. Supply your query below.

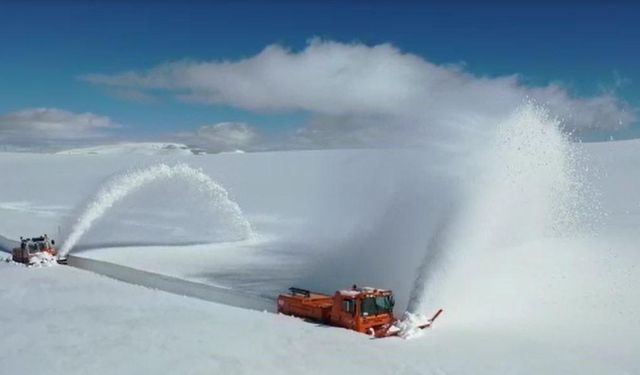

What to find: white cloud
left=0, top=108, right=119, bottom=148
left=82, top=39, right=636, bottom=148
left=81, top=41, right=429, bottom=117
left=176, top=122, right=261, bottom=153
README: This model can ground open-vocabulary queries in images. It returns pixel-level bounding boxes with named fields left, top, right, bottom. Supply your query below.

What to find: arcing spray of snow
left=407, top=103, right=594, bottom=319
left=464, top=104, right=590, bottom=245
left=406, top=213, right=454, bottom=314
left=59, top=163, right=252, bottom=257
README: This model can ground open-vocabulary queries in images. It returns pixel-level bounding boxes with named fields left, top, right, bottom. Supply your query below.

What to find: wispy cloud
left=174, top=122, right=264, bottom=152
left=110, top=88, right=159, bottom=104
left=0, top=108, right=120, bottom=149
left=82, top=39, right=636, bottom=148
left=175, top=122, right=261, bottom=153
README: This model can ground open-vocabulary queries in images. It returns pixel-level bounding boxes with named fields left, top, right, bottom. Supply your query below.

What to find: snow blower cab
left=333, top=286, right=397, bottom=336
left=12, top=235, right=58, bottom=265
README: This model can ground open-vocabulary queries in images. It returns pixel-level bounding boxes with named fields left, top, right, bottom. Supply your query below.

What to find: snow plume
left=59, top=163, right=252, bottom=257
left=406, top=213, right=456, bottom=314
left=461, top=104, right=593, bottom=245
left=81, top=39, right=635, bottom=148
left=409, top=103, right=595, bottom=316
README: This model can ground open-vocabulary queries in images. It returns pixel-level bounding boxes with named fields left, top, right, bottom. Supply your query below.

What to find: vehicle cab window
left=361, top=295, right=393, bottom=316
left=342, top=299, right=355, bottom=315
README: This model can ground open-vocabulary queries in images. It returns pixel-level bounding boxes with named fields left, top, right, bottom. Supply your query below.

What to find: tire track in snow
left=2, top=233, right=273, bottom=312
left=66, top=255, right=275, bottom=312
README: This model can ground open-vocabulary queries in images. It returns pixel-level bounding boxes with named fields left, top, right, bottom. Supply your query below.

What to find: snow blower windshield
left=361, top=296, right=393, bottom=316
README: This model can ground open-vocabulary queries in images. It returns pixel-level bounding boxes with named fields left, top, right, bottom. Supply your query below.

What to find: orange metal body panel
left=11, top=247, right=30, bottom=263
left=277, top=292, right=333, bottom=323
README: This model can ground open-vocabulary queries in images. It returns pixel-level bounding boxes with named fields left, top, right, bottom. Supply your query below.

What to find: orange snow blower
left=277, top=286, right=443, bottom=338
left=12, top=235, right=58, bottom=265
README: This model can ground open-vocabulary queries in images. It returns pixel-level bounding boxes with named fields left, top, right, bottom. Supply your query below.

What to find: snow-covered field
left=1, top=115, right=639, bottom=373
left=5, top=262, right=624, bottom=374
left=54, top=142, right=199, bottom=156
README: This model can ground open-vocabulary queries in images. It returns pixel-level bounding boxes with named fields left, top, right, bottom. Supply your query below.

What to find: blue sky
left=0, top=1, right=638, bottom=147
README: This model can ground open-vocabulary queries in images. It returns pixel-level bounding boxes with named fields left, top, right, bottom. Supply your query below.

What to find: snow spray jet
left=407, top=103, right=592, bottom=316
left=59, top=163, right=252, bottom=257
left=460, top=103, right=589, bottom=245
left=406, top=209, right=456, bottom=314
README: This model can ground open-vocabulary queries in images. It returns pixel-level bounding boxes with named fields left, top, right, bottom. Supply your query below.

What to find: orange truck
left=277, top=286, right=443, bottom=338
left=12, top=235, right=58, bottom=265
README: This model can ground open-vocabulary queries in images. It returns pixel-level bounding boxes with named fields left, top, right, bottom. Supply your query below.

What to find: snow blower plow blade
left=381, top=308, right=444, bottom=338
left=422, top=308, right=444, bottom=328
